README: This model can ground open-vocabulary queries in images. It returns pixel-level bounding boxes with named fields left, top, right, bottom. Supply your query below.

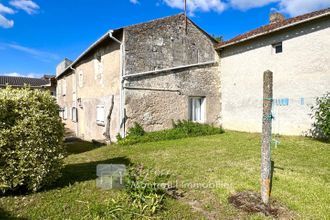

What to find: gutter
left=124, top=86, right=181, bottom=94
left=217, top=11, right=330, bottom=49
left=108, top=30, right=126, bottom=137
left=124, top=61, right=216, bottom=79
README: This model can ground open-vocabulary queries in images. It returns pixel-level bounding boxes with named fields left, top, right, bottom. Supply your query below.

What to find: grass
left=0, top=131, right=329, bottom=219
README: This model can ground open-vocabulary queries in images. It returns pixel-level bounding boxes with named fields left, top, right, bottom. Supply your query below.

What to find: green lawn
left=0, top=131, right=329, bottom=219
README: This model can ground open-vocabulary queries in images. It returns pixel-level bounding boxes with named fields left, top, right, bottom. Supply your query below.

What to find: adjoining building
left=216, top=8, right=330, bottom=135
left=0, top=75, right=56, bottom=96
left=56, top=8, right=330, bottom=141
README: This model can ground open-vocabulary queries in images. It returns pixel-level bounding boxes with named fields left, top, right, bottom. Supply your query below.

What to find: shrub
left=118, top=120, right=224, bottom=145
left=311, top=92, right=330, bottom=140
left=0, top=87, right=65, bottom=193
left=128, top=122, right=145, bottom=137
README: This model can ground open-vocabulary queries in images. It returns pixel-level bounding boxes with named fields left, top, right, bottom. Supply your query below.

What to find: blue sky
left=0, top=0, right=329, bottom=77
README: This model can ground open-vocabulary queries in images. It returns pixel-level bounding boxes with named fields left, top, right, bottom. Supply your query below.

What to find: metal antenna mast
left=184, top=0, right=187, bottom=33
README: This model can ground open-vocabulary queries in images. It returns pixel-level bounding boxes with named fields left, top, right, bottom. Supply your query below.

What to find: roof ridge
left=217, top=7, right=330, bottom=48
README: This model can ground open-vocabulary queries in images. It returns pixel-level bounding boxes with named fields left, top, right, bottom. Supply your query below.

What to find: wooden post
left=261, top=70, right=273, bottom=204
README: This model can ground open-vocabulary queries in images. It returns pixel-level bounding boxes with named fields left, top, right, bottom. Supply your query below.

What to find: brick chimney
left=270, top=12, right=285, bottom=24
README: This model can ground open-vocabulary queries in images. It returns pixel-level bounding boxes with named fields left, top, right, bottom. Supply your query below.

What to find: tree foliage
left=311, top=92, right=330, bottom=141
left=0, top=87, right=65, bottom=193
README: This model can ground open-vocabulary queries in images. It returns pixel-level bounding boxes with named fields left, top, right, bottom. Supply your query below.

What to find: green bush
left=0, top=87, right=65, bottom=193
left=311, top=92, right=330, bottom=141
left=118, top=120, right=224, bottom=145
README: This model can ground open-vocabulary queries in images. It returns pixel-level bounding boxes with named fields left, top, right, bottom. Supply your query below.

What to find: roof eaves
left=216, top=10, right=330, bottom=49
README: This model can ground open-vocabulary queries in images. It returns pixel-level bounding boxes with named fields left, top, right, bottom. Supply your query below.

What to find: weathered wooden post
left=261, top=70, right=273, bottom=204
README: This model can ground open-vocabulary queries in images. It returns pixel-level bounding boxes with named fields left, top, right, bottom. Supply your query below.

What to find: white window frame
left=96, top=105, right=105, bottom=126
left=189, top=97, right=206, bottom=123
left=71, top=107, right=78, bottom=122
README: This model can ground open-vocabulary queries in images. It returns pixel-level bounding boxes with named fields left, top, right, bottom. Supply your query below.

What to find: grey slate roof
left=0, top=76, right=49, bottom=87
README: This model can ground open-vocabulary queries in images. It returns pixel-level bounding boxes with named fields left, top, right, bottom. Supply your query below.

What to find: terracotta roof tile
left=216, top=7, right=330, bottom=49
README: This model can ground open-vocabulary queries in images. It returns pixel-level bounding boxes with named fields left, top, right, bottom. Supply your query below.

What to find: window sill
left=96, top=122, right=105, bottom=127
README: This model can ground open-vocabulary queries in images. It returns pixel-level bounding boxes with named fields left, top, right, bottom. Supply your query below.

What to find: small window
left=72, top=107, right=78, bottom=122
left=78, top=70, right=84, bottom=88
left=272, top=42, right=283, bottom=54
left=96, top=105, right=105, bottom=125
left=94, top=55, right=103, bottom=80
left=59, top=107, right=64, bottom=118
left=189, top=97, right=205, bottom=123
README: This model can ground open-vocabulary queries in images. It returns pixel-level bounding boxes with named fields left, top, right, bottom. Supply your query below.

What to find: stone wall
left=123, top=15, right=220, bottom=132
left=124, top=14, right=216, bottom=75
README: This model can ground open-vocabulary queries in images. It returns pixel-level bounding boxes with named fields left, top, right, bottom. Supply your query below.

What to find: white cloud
left=0, top=3, right=15, bottom=28
left=130, top=0, right=139, bottom=4
left=163, top=0, right=227, bottom=15
left=229, top=0, right=279, bottom=11
left=1, top=43, right=59, bottom=62
left=1, top=72, right=43, bottom=78
left=279, top=0, right=330, bottom=16
left=163, top=0, right=330, bottom=17
left=0, top=14, right=14, bottom=28
left=0, top=3, right=15, bottom=14
left=9, top=0, right=39, bottom=15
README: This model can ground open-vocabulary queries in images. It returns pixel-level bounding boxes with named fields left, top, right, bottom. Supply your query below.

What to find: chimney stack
left=269, top=12, right=285, bottom=24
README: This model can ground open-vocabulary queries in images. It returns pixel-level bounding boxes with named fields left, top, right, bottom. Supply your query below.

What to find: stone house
left=56, top=8, right=330, bottom=141
left=56, top=14, right=220, bottom=141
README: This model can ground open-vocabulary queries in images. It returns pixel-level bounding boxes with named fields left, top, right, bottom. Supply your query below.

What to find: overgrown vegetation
left=91, top=164, right=168, bottom=219
left=118, top=120, right=224, bottom=145
left=0, top=87, right=65, bottom=193
left=311, top=92, right=330, bottom=141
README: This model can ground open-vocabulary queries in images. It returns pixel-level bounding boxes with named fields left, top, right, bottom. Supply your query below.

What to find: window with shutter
left=72, top=107, right=78, bottom=122
left=96, top=105, right=105, bottom=125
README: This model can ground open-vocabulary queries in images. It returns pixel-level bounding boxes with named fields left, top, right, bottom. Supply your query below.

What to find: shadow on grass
left=0, top=207, right=27, bottom=220
left=45, top=156, right=132, bottom=190
left=65, top=139, right=101, bottom=155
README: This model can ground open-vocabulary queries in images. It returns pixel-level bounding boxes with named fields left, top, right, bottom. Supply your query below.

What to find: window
left=72, top=107, right=78, bottom=122
left=72, top=74, right=76, bottom=93
left=78, top=70, right=84, bottom=88
left=94, top=55, right=103, bottom=80
left=272, top=42, right=283, bottom=54
left=59, top=107, right=64, bottom=118
left=189, top=97, right=205, bottom=123
left=96, top=105, right=105, bottom=125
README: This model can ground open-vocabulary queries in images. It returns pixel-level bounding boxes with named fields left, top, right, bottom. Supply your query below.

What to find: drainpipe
left=108, top=30, right=125, bottom=137
left=70, top=66, right=79, bottom=137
